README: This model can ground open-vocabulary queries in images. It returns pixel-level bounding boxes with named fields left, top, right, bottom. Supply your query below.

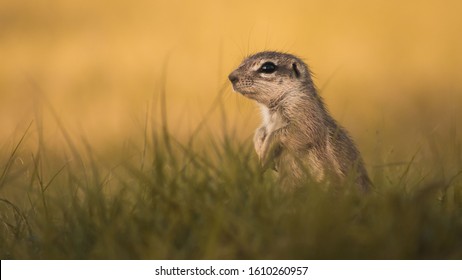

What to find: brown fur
left=229, top=51, right=371, bottom=192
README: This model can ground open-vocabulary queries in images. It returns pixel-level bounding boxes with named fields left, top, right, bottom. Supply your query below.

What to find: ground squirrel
left=228, top=51, right=371, bottom=191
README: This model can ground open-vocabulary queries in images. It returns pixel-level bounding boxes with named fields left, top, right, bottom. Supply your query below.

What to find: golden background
left=1, top=0, right=461, bottom=165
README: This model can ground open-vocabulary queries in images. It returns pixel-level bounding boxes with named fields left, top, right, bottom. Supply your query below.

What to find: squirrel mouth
left=232, top=84, right=254, bottom=95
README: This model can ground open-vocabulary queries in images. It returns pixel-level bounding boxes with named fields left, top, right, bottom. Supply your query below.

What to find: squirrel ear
left=292, top=62, right=301, bottom=78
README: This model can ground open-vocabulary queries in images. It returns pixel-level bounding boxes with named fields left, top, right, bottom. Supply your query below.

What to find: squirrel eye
left=259, top=62, right=277, bottom=74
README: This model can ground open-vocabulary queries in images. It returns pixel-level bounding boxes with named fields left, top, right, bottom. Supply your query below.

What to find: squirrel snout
left=228, top=72, right=239, bottom=84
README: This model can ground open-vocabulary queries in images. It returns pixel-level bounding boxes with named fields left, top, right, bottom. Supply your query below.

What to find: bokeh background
left=1, top=0, right=461, bottom=170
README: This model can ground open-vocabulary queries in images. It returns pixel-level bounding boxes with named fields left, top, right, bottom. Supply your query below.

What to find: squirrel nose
left=228, top=72, right=239, bottom=83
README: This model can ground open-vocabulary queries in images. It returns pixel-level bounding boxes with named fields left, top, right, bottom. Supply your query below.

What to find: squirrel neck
left=267, top=86, right=327, bottom=116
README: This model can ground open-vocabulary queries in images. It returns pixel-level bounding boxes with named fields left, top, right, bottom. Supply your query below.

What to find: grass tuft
left=1, top=102, right=462, bottom=260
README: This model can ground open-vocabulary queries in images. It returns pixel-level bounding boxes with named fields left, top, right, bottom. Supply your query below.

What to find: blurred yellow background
left=1, top=0, right=461, bottom=163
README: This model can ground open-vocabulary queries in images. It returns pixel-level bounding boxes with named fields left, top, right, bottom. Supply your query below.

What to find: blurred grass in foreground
left=1, top=95, right=461, bottom=260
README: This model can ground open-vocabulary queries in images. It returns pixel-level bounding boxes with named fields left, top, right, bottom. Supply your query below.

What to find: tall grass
left=1, top=90, right=462, bottom=260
